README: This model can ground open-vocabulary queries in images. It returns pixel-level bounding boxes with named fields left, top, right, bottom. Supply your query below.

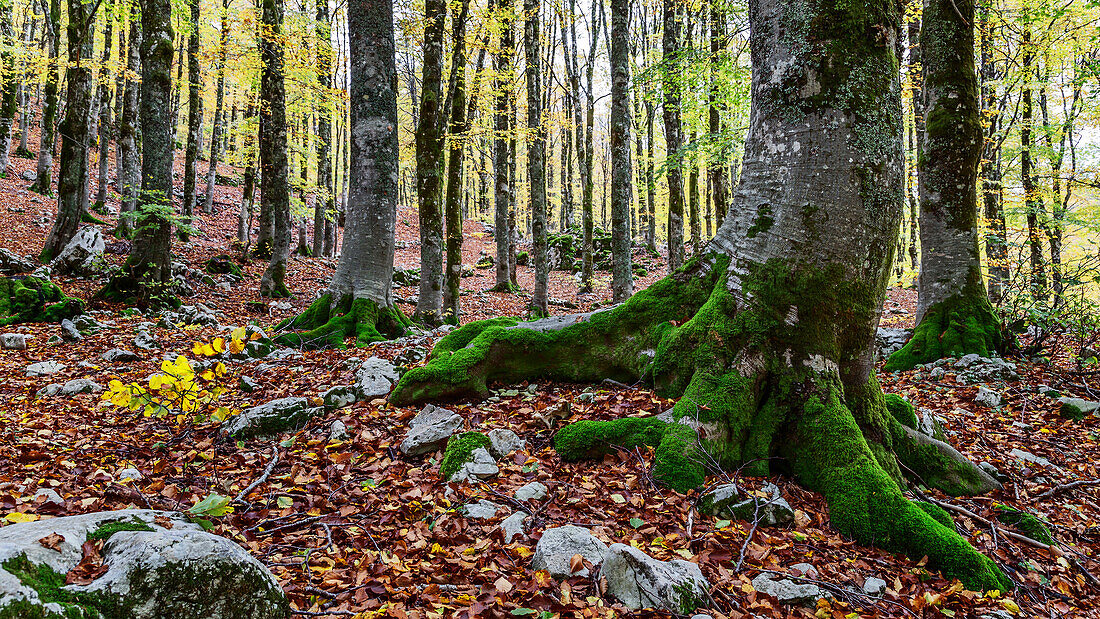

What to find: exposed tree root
left=274, top=293, right=410, bottom=349
left=391, top=255, right=1010, bottom=591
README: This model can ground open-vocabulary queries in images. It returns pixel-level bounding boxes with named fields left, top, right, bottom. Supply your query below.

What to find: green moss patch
left=884, top=394, right=917, bottom=429
left=994, top=504, right=1055, bottom=545
left=439, top=432, right=490, bottom=481
left=915, top=501, right=956, bottom=529
left=204, top=255, right=243, bottom=277
left=1, top=554, right=114, bottom=618
left=0, top=277, right=84, bottom=327
left=87, top=516, right=155, bottom=542
left=274, top=294, right=410, bottom=350
left=885, top=289, right=1007, bottom=371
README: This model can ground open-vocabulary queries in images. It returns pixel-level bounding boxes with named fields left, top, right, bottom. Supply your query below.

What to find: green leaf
left=510, top=610, right=537, bottom=616
left=611, top=493, right=626, bottom=504
left=189, top=492, right=233, bottom=517
left=276, top=496, right=293, bottom=509
left=715, top=519, right=731, bottom=529
left=279, top=436, right=296, bottom=448
left=629, top=517, right=644, bottom=529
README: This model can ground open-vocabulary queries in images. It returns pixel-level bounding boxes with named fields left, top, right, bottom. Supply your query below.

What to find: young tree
left=443, top=0, right=474, bottom=323
left=116, top=12, right=141, bottom=239
left=91, top=3, right=115, bottom=213
left=1019, top=10, right=1045, bottom=300
left=30, top=0, right=60, bottom=195
left=181, top=0, right=203, bottom=238
left=42, top=0, right=99, bottom=263
left=661, top=0, right=684, bottom=272
left=100, top=0, right=175, bottom=299
left=609, top=0, right=632, bottom=303
left=413, top=0, right=446, bottom=324
left=884, top=0, right=1007, bottom=371
left=273, top=0, right=410, bottom=348
left=707, top=0, right=726, bottom=230
left=491, top=0, right=517, bottom=291
left=258, top=0, right=292, bottom=297
left=313, top=0, right=333, bottom=258
left=203, top=0, right=232, bottom=215
left=578, top=0, right=600, bottom=293
left=391, top=0, right=1009, bottom=594
left=525, top=0, right=548, bottom=316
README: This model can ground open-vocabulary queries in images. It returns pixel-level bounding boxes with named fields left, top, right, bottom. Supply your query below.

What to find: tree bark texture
left=259, top=0, right=291, bottom=297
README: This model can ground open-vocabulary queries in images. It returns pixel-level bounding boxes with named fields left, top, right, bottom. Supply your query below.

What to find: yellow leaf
left=212, top=338, right=226, bottom=353
left=5, top=512, right=39, bottom=523
left=1001, top=599, right=1020, bottom=613
left=192, top=342, right=204, bottom=355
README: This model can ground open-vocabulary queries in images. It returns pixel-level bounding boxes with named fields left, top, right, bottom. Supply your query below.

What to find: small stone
left=751, top=573, right=822, bottom=605
left=239, top=376, right=261, bottom=393
left=790, top=563, right=818, bottom=578
left=101, top=348, right=141, bottom=363
left=462, top=500, right=501, bottom=520
left=117, top=468, right=143, bottom=481
left=979, top=461, right=1009, bottom=483
left=602, top=543, right=710, bottom=612
left=33, top=488, right=64, bottom=505
left=26, top=360, right=65, bottom=376
left=354, top=356, right=399, bottom=399
left=1, top=333, right=29, bottom=350
left=929, top=366, right=945, bottom=380
left=487, top=428, right=526, bottom=457
left=531, top=525, right=609, bottom=578
left=400, top=404, right=463, bottom=456
left=221, top=397, right=319, bottom=439
left=500, top=512, right=529, bottom=542
left=60, top=319, right=83, bottom=341
left=329, top=420, right=349, bottom=442
left=449, top=447, right=498, bottom=483
left=862, top=576, right=887, bottom=596
left=1010, top=448, right=1053, bottom=468
left=975, top=386, right=1002, bottom=408
left=133, top=330, right=159, bottom=350
left=323, top=385, right=357, bottom=410
left=514, top=481, right=548, bottom=502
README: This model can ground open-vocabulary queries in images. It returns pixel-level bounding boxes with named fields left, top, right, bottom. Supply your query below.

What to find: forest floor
left=1, top=146, right=1099, bottom=618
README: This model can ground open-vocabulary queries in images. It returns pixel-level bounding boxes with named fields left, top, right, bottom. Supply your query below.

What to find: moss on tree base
left=391, top=254, right=1010, bottom=591
left=0, top=277, right=84, bottom=326
left=274, top=293, right=410, bottom=349
left=885, top=289, right=1007, bottom=371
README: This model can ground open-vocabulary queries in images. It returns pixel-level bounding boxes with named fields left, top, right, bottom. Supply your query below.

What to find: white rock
left=32, top=488, right=64, bottom=505
left=462, top=500, right=501, bottom=520
left=602, top=543, right=709, bottom=612
left=101, top=348, right=141, bottom=363
left=354, top=356, right=399, bottom=399
left=751, top=573, right=821, bottom=605
left=863, top=576, right=887, bottom=596
left=0, top=333, right=29, bottom=350
left=0, top=509, right=288, bottom=618
left=329, top=420, right=349, bottom=441
left=500, top=512, right=529, bottom=543
left=400, top=404, right=463, bottom=456
left=531, top=525, right=608, bottom=578
left=26, top=360, right=65, bottom=376
left=790, top=563, right=818, bottom=578
left=514, top=481, right=548, bottom=502
left=117, top=468, right=143, bottom=482
left=975, top=386, right=1002, bottom=408
left=487, top=428, right=526, bottom=457
left=221, top=397, right=319, bottom=439
left=449, top=447, right=499, bottom=483
left=50, top=226, right=106, bottom=275
left=37, top=379, right=104, bottom=398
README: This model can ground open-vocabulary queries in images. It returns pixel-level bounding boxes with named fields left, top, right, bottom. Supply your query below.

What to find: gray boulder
left=975, top=386, right=1002, bottom=408
left=1, top=333, right=28, bottom=350
left=32, top=488, right=64, bottom=505
left=875, top=327, right=910, bottom=361
left=531, top=525, right=608, bottom=578
left=448, top=447, right=499, bottom=483
left=133, top=329, right=159, bottom=350
left=0, top=509, right=288, bottom=619
left=514, top=481, right=548, bottom=502
left=60, top=319, right=83, bottom=341
left=101, top=348, right=141, bottom=363
left=862, top=576, right=887, bottom=596
left=602, top=544, right=709, bottom=612
left=698, top=483, right=794, bottom=526
left=487, top=428, right=526, bottom=457
left=322, top=385, right=357, bottom=410
left=328, top=420, right=349, bottom=442
left=221, top=397, right=320, bottom=439
left=50, top=226, right=106, bottom=276
left=37, top=379, right=104, bottom=398
left=0, top=247, right=35, bottom=274
left=399, top=404, right=463, bottom=456
left=500, top=512, right=529, bottom=543
left=751, top=573, right=821, bottom=605
left=354, top=357, right=399, bottom=399
left=462, top=500, right=502, bottom=520
left=26, top=361, right=65, bottom=376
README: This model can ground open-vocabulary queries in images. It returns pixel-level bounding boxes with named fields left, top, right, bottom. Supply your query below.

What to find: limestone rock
left=26, top=360, right=65, bottom=376
left=449, top=447, right=499, bottom=483
left=698, top=483, right=794, bottom=526
left=975, top=386, right=1002, bottom=408
left=500, top=512, right=529, bottom=543
left=514, top=481, right=548, bottom=502
left=1, top=333, right=29, bottom=350
left=462, top=500, right=501, bottom=520
left=221, top=397, right=320, bottom=439
left=487, top=428, right=526, bottom=457
left=400, top=404, right=463, bottom=456
left=875, top=327, right=910, bottom=361
left=354, top=356, right=399, bottom=399
left=863, top=576, right=887, bottom=596
left=602, top=543, right=709, bottom=612
left=751, top=573, right=821, bottom=605
left=0, top=248, right=35, bottom=274
left=50, top=226, right=106, bottom=276
left=101, top=348, right=141, bottom=363
left=0, top=509, right=288, bottom=618
left=37, top=379, right=104, bottom=398
left=328, top=420, right=349, bottom=442
left=1058, top=397, right=1099, bottom=420
left=323, top=385, right=357, bottom=410
left=531, top=525, right=608, bottom=578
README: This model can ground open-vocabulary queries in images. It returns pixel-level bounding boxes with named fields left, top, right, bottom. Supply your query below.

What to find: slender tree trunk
left=645, top=101, right=656, bottom=253
left=116, top=14, right=141, bottom=238
left=202, top=0, right=230, bottom=215
left=707, top=0, right=726, bottom=230
left=610, top=0, right=632, bottom=302
left=413, top=0, right=446, bottom=324
left=661, top=0, right=684, bottom=271
left=688, top=131, right=700, bottom=253
left=42, top=0, right=97, bottom=263
left=1019, top=22, right=1045, bottom=300
left=579, top=0, right=599, bottom=292
left=181, top=0, right=202, bottom=240
left=239, top=96, right=258, bottom=248
left=905, top=5, right=922, bottom=273
left=979, top=1, right=1006, bottom=303
left=525, top=0, right=548, bottom=315
left=313, top=0, right=333, bottom=258
left=15, top=7, right=37, bottom=159
left=30, top=0, right=60, bottom=195
left=886, top=0, right=1005, bottom=371
left=492, top=0, right=515, bottom=291
left=91, top=7, right=114, bottom=213
left=259, top=0, right=291, bottom=297
left=0, top=0, right=18, bottom=175
left=443, top=0, right=473, bottom=323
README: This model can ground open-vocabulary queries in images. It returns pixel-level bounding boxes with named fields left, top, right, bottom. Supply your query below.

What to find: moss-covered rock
left=885, top=289, right=1008, bottom=372
left=439, top=432, right=491, bottom=481
left=994, top=504, right=1055, bottom=545
left=884, top=394, right=917, bottom=429
left=203, top=255, right=243, bottom=278
left=0, top=277, right=84, bottom=327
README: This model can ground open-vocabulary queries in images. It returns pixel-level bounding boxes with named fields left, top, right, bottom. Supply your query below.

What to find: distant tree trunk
left=203, top=0, right=230, bottom=215
left=661, top=0, right=683, bottom=271
left=707, top=0, right=726, bottom=230
left=525, top=0, right=548, bottom=315
left=609, top=0, right=632, bottom=303
left=181, top=0, right=202, bottom=240
left=42, top=0, right=97, bottom=263
left=905, top=5, right=921, bottom=273
left=413, top=0, right=445, bottom=324
left=274, top=0, right=410, bottom=348
left=1038, top=68, right=1081, bottom=301
left=645, top=101, right=656, bottom=253
left=979, top=2, right=1006, bottom=303
left=492, top=0, right=516, bottom=291
left=688, top=131, right=700, bottom=252
left=313, top=0, right=333, bottom=258
left=259, top=0, right=291, bottom=297
left=885, top=0, right=1006, bottom=371
left=1019, top=20, right=1045, bottom=300
left=116, top=15, right=141, bottom=238
left=0, top=0, right=17, bottom=175
left=239, top=96, right=258, bottom=247
left=170, top=30, right=184, bottom=147
left=15, top=8, right=37, bottom=160
left=99, top=0, right=175, bottom=299
left=443, top=0, right=473, bottom=323
left=579, top=0, right=599, bottom=293
left=92, top=8, right=114, bottom=213
left=30, top=0, right=60, bottom=195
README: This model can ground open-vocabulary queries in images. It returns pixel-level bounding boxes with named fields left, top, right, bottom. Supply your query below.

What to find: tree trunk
left=313, top=0, right=333, bottom=258
left=15, top=7, right=37, bottom=160
left=92, top=7, right=114, bottom=213
left=579, top=0, right=598, bottom=293
left=886, top=0, right=1005, bottom=371
left=0, top=0, right=17, bottom=175
left=42, top=0, right=97, bottom=263
left=609, top=0, right=632, bottom=303
left=645, top=100, right=656, bottom=253
left=116, top=15, right=141, bottom=239
left=661, top=0, right=684, bottom=272
left=239, top=96, right=258, bottom=248
left=99, top=0, right=175, bottom=301
left=524, top=0, right=548, bottom=316
left=1019, top=21, right=1046, bottom=300
left=905, top=5, right=921, bottom=274
left=391, top=0, right=1009, bottom=595
left=259, top=0, right=291, bottom=297
left=413, top=0, right=446, bottom=324
left=182, top=0, right=202, bottom=239
left=443, top=0, right=473, bottom=323
left=688, top=131, right=700, bottom=253
left=707, top=0, right=726, bottom=231
left=492, top=0, right=516, bottom=291
left=275, top=0, right=409, bottom=348
left=203, top=0, right=230, bottom=215
left=30, top=0, right=60, bottom=195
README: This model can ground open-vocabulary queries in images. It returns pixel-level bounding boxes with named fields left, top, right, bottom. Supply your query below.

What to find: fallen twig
left=233, top=447, right=281, bottom=504
left=1036, top=479, right=1100, bottom=501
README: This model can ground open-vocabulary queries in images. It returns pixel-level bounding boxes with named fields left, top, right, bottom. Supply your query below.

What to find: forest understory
left=1, top=142, right=1099, bottom=619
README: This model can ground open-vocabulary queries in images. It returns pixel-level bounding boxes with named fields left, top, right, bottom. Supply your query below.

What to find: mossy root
left=274, top=293, right=410, bottom=349
left=885, top=290, right=1008, bottom=371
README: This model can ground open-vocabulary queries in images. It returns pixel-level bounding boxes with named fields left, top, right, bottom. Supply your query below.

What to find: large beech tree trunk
left=491, top=0, right=516, bottom=291
left=273, top=0, right=409, bottom=349
left=258, top=0, right=291, bottom=297
left=390, top=0, right=1009, bottom=593
left=884, top=0, right=1006, bottom=371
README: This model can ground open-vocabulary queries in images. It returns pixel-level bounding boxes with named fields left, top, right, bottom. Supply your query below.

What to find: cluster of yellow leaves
left=103, top=338, right=236, bottom=423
